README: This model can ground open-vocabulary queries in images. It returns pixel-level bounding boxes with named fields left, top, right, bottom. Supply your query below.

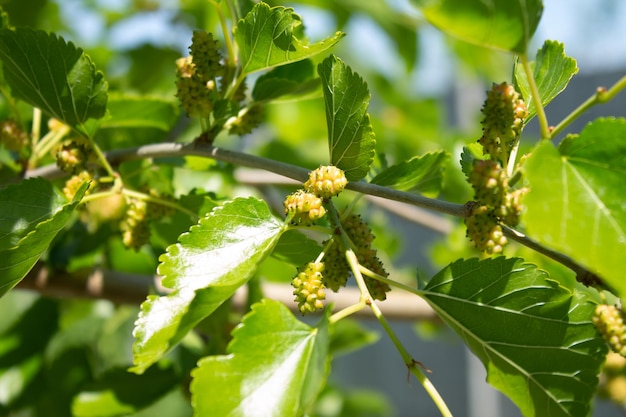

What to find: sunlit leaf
left=190, top=299, right=330, bottom=417
left=0, top=178, right=88, bottom=298
left=413, top=0, right=543, bottom=53
left=422, top=257, right=606, bottom=417
left=131, top=197, right=285, bottom=374
left=234, top=2, right=344, bottom=75
left=318, top=55, right=376, bottom=181
left=514, top=40, right=578, bottom=120
left=523, top=118, right=626, bottom=297
left=0, top=28, right=108, bottom=127
left=370, top=151, right=448, bottom=197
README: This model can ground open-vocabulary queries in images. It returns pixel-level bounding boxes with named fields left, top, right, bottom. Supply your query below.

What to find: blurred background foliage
left=2, top=0, right=625, bottom=416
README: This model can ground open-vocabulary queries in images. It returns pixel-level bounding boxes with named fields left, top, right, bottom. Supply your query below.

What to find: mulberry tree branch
left=25, top=141, right=602, bottom=286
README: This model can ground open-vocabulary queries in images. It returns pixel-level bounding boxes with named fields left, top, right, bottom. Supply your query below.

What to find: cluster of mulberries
left=55, top=140, right=92, bottom=174
left=175, top=31, right=264, bottom=137
left=62, top=170, right=95, bottom=201
left=465, top=82, right=529, bottom=253
left=304, top=165, right=348, bottom=199
left=292, top=262, right=326, bottom=314
left=0, top=119, right=28, bottom=151
left=226, top=104, right=265, bottom=136
left=480, top=82, right=528, bottom=164
left=322, top=214, right=390, bottom=301
left=464, top=204, right=507, bottom=255
left=175, top=31, right=224, bottom=118
left=284, top=190, right=326, bottom=225
left=283, top=165, right=347, bottom=226
left=594, top=304, right=626, bottom=356
left=121, top=199, right=151, bottom=251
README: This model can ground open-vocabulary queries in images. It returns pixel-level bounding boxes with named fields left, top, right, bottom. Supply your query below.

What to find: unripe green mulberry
left=494, top=187, right=528, bottom=227
left=322, top=239, right=350, bottom=291
left=479, top=82, right=527, bottom=164
left=292, top=262, right=326, bottom=314
left=341, top=214, right=374, bottom=249
left=189, top=31, right=224, bottom=82
left=55, top=140, right=91, bottom=174
left=360, top=248, right=391, bottom=301
left=176, top=75, right=215, bottom=118
left=147, top=190, right=177, bottom=219
left=121, top=199, right=151, bottom=251
left=284, top=190, right=326, bottom=225
left=304, top=165, right=348, bottom=199
left=594, top=304, right=626, bottom=356
left=227, top=104, right=264, bottom=136
left=468, top=159, right=507, bottom=208
left=322, top=214, right=390, bottom=300
left=465, top=204, right=507, bottom=254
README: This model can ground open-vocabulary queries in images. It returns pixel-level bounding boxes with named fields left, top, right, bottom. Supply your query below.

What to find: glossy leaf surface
left=370, top=151, right=448, bottom=197
left=191, top=299, right=330, bottom=417
left=234, top=2, right=344, bottom=75
left=523, top=118, right=626, bottom=297
left=0, top=28, right=107, bottom=126
left=131, top=197, right=284, bottom=374
left=413, top=0, right=543, bottom=53
left=514, top=40, right=578, bottom=120
left=318, top=55, right=376, bottom=181
left=0, top=178, right=87, bottom=297
left=422, top=257, right=606, bottom=417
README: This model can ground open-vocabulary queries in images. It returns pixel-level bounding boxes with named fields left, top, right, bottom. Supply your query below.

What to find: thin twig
left=23, top=142, right=600, bottom=282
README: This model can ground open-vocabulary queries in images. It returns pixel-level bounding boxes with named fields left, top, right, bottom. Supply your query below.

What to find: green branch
left=520, top=54, right=550, bottom=139
left=551, top=74, right=626, bottom=138
left=24, top=142, right=599, bottom=282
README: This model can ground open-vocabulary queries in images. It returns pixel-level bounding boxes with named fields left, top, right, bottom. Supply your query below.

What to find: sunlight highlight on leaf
left=523, top=118, right=626, bottom=298
left=190, top=299, right=330, bottom=417
left=234, top=3, right=344, bottom=76
left=413, top=0, right=543, bottom=53
left=130, top=197, right=284, bottom=374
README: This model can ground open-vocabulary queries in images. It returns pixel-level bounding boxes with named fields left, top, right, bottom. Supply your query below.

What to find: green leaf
left=190, top=299, right=331, bottom=417
left=370, top=151, right=448, bottom=197
left=234, top=2, right=345, bottom=75
left=0, top=295, right=58, bottom=406
left=72, top=366, right=178, bottom=417
left=318, top=55, right=376, bottom=181
left=271, top=229, right=322, bottom=266
left=422, top=257, right=606, bottom=417
left=459, top=143, right=485, bottom=178
left=329, top=318, right=380, bottom=358
left=413, top=0, right=543, bottom=53
left=0, top=28, right=108, bottom=127
left=131, top=197, right=284, bottom=374
left=514, top=40, right=578, bottom=120
left=86, top=93, right=180, bottom=144
left=252, top=59, right=321, bottom=102
left=523, top=118, right=626, bottom=297
left=0, top=178, right=87, bottom=298
left=100, top=93, right=179, bottom=131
